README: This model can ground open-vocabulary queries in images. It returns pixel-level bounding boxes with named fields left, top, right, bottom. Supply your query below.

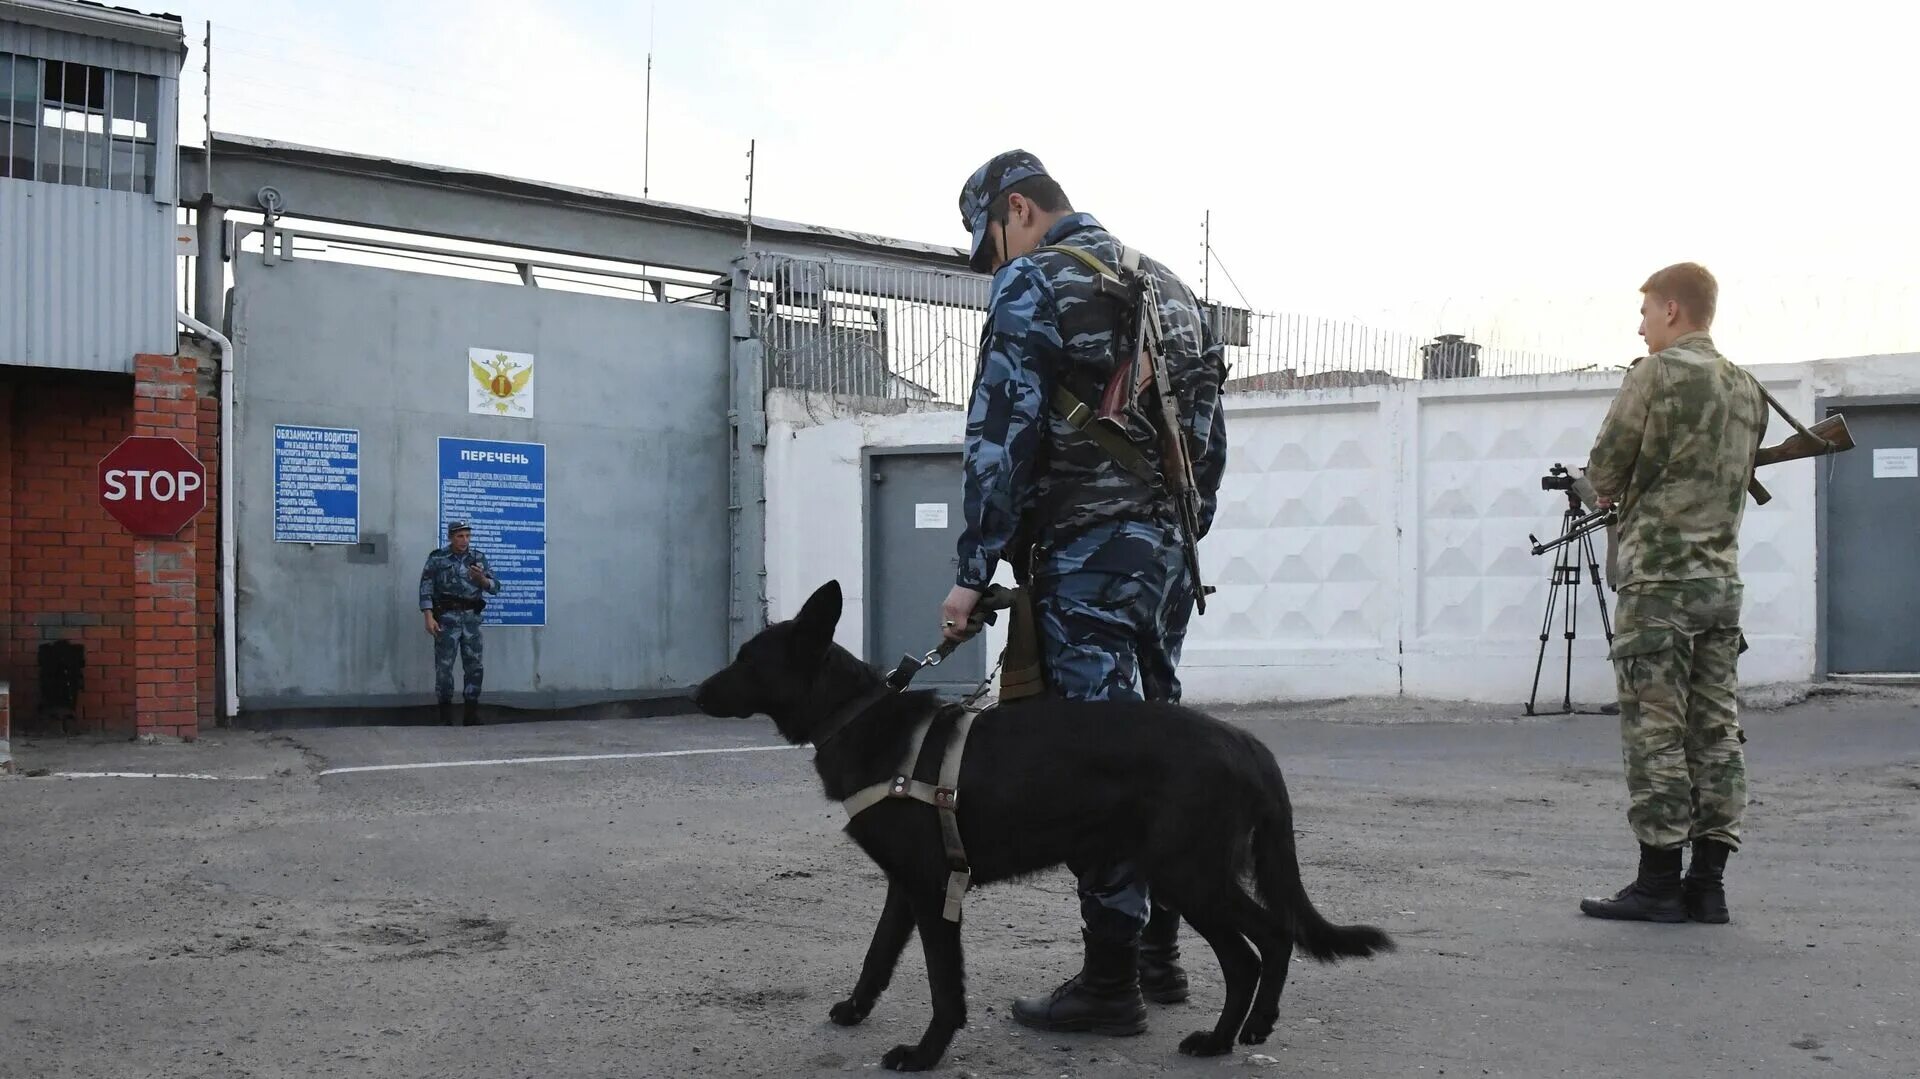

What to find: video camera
left=1540, top=463, right=1576, bottom=492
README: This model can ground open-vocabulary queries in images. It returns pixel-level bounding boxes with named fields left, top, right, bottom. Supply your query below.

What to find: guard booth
left=1, top=2, right=211, bottom=740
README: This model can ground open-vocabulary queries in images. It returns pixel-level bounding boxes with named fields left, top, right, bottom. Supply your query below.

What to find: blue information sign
left=437, top=437, right=547, bottom=627
left=273, top=425, right=361, bottom=544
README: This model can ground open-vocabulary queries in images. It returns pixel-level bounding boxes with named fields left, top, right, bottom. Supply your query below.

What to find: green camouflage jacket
left=1585, top=331, right=1766, bottom=589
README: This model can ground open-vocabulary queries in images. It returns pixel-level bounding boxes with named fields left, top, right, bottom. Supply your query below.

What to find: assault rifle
left=1127, top=262, right=1212, bottom=614
left=1037, top=244, right=1216, bottom=614
left=1746, top=382, right=1854, bottom=505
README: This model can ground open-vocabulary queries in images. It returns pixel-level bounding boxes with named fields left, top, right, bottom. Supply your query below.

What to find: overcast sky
left=166, top=0, right=1918, bottom=366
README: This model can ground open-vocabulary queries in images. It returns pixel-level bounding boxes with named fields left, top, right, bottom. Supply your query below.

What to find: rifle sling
left=1034, top=243, right=1166, bottom=488
left=1050, top=386, right=1160, bottom=486
left=1748, top=371, right=1823, bottom=444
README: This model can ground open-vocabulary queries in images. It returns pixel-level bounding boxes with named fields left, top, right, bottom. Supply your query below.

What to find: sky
left=161, top=0, right=1919, bottom=367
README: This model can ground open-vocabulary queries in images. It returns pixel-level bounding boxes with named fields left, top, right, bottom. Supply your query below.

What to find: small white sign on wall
left=1872, top=448, right=1918, bottom=478
left=915, top=503, right=949, bottom=529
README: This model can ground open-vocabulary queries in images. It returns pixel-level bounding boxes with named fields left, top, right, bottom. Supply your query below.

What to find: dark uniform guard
left=419, top=520, right=500, bottom=726
left=939, top=151, right=1229, bottom=1035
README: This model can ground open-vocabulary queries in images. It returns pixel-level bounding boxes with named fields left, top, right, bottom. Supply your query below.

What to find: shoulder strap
left=1031, top=244, right=1161, bottom=486
left=1049, top=386, right=1159, bottom=484
left=1036, top=243, right=1122, bottom=281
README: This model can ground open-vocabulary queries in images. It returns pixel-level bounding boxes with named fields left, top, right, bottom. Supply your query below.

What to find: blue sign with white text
left=437, top=437, right=547, bottom=627
left=273, top=425, right=361, bottom=543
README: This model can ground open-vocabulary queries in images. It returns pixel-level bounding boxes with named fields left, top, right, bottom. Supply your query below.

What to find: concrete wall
left=763, top=355, right=1920, bottom=705
left=229, top=257, right=730, bottom=710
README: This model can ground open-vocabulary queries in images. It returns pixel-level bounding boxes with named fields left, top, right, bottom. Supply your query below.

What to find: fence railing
left=744, top=252, right=1607, bottom=407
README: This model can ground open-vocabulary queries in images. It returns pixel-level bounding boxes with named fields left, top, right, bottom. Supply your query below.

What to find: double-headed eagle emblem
left=470, top=352, right=533, bottom=414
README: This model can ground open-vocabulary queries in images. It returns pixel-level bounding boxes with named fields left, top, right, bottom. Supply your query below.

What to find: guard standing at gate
left=938, top=150, right=1229, bottom=1035
left=419, top=520, right=500, bottom=727
left=1578, top=262, right=1766, bottom=924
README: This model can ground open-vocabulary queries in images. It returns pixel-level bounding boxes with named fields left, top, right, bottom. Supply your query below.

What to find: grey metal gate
left=229, top=250, right=732, bottom=710
left=866, top=448, right=987, bottom=691
left=1820, top=398, right=1920, bottom=675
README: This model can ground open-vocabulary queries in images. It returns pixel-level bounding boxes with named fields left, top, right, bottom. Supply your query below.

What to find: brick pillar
left=1, top=383, right=10, bottom=768
left=1, top=380, right=13, bottom=695
left=132, top=353, right=202, bottom=741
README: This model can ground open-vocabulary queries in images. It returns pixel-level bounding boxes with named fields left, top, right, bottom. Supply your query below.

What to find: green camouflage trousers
left=1609, top=578, right=1748, bottom=851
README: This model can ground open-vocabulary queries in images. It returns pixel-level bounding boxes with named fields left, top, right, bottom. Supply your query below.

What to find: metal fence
left=745, top=252, right=1598, bottom=407
left=746, top=253, right=990, bottom=406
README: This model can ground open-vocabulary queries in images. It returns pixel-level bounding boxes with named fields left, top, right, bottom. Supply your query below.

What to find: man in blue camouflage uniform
left=419, top=520, right=500, bottom=727
left=939, top=150, right=1228, bottom=1036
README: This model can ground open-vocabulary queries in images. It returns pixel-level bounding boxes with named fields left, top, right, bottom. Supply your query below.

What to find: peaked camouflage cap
left=957, top=149, right=1050, bottom=273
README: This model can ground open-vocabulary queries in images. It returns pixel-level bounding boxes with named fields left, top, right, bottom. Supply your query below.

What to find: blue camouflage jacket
left=956, top=213, right=1229, bottom=589
left=418, top=546, right=501, bottom=610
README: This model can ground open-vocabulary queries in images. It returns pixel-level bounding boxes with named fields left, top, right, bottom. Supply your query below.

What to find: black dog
left=694, top=581, right=1392, bottom=1071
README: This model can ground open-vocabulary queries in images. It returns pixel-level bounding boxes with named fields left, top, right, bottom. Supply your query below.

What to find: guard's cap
left=446, top=520, right=472, bottom=536
left=958, top=150, right=1049, bottom=273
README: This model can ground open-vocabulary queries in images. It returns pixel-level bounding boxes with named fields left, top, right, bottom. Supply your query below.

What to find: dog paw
left=1179, top=1030, right=1233, bottom=1057
left=828, top=998, right=871, bottom=1026
left=1239, top=1009, right=1278, bottom=1044
left=880, top=1043, right=939, bottom=1071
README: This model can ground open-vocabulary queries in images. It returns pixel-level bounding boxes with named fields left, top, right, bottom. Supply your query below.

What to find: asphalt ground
left=3, top=692, right=1916, bottom=1078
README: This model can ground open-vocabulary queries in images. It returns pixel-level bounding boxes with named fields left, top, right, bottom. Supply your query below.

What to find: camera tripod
left=1525, top=489, right=1617, bottom=716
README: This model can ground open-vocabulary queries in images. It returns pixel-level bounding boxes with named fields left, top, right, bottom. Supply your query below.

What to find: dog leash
left=883, top=585, right=1018, bottom=692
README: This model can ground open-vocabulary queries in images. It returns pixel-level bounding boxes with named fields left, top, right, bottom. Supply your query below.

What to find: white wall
left=764, top=354, right=1920, bottom=704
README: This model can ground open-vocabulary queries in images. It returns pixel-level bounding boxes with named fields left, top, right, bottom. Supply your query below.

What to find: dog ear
left=794, top=580, right=843, bottom=639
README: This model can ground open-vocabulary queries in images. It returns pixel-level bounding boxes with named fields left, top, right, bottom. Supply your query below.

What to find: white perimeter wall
left=764, top=353, right=1920, bottom=705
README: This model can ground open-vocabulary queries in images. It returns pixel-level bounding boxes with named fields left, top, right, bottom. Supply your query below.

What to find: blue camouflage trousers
left=434, top=609, right=485, bottom=703
left=1031, top=520, right=1188, bottom=943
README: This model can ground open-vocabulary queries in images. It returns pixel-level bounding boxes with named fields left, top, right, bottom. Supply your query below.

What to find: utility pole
left=643, top=5, right=654, bottom=199
left=1202, top=209, right=1211, bottom=304
left=743, top=139, right=756, bottom=249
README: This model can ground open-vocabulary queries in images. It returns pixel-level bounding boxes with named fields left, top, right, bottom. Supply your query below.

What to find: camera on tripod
left=1524, top=461, right=1616, bottom=716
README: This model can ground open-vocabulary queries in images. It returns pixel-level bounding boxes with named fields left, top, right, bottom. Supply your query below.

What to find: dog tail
left=1248, top=745, right=1395, bottom=962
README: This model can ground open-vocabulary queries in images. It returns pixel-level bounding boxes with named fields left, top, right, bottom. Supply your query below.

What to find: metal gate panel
left=229, top=255, right=731, bottom=709
left=1819, top=397, right=1920, bottom=675
left=865, top=448, right=987, bottom=692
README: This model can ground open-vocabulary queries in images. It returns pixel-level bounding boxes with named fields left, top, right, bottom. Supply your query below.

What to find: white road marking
left=52, top=771, right=268, bottom=780
left=317, top=743, right=802, bottom=777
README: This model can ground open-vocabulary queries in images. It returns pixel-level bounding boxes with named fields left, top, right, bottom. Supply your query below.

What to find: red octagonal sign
left=98, top=436, right=207, bottom=537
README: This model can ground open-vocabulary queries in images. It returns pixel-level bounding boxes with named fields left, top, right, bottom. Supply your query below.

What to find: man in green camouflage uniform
left=1579, top=262, right=1766, bottom=925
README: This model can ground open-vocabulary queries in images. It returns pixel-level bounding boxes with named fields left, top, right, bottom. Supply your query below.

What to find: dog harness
left=841, top=705, right=978, bottom=923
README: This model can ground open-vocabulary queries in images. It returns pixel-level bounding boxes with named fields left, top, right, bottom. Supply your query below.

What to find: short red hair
left=1641, top=262, right=1718, bottom=328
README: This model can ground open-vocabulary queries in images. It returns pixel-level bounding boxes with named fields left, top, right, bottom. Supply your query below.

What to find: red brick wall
left=1, top=353, right=218, bottom=740
left=131, top=352, right=205, bottom=740
left=1, top=369, right=139, bottom=731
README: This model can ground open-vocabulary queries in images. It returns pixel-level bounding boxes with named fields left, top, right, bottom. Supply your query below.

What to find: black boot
left=1684, top=839, right=1732, bottom=924
left=1580, top=843, right=1686, bottom=922
left=462, top=700, right=480, bottom=727
left=1011, top=930, right=1148, bottom=1036
left=1137, top=904, right=1190, bottom=1004
left=437, top=701, right=454, bottom=726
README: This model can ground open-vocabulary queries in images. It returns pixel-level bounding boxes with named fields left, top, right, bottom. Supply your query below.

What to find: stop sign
left=98, top=436, right=207, bottom=536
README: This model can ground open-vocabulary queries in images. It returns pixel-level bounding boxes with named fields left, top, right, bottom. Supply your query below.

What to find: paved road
left=3, top=695, right=1916, bottom=1077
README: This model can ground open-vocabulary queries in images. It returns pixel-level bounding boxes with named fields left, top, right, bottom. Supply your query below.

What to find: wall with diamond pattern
left=762, top=357, right=1920, bottom=706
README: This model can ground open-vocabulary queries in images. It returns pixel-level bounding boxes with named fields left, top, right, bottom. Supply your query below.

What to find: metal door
left=1822, top=400, right=1920, bottom=674
left=867, top=449, right=987, bottom=691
